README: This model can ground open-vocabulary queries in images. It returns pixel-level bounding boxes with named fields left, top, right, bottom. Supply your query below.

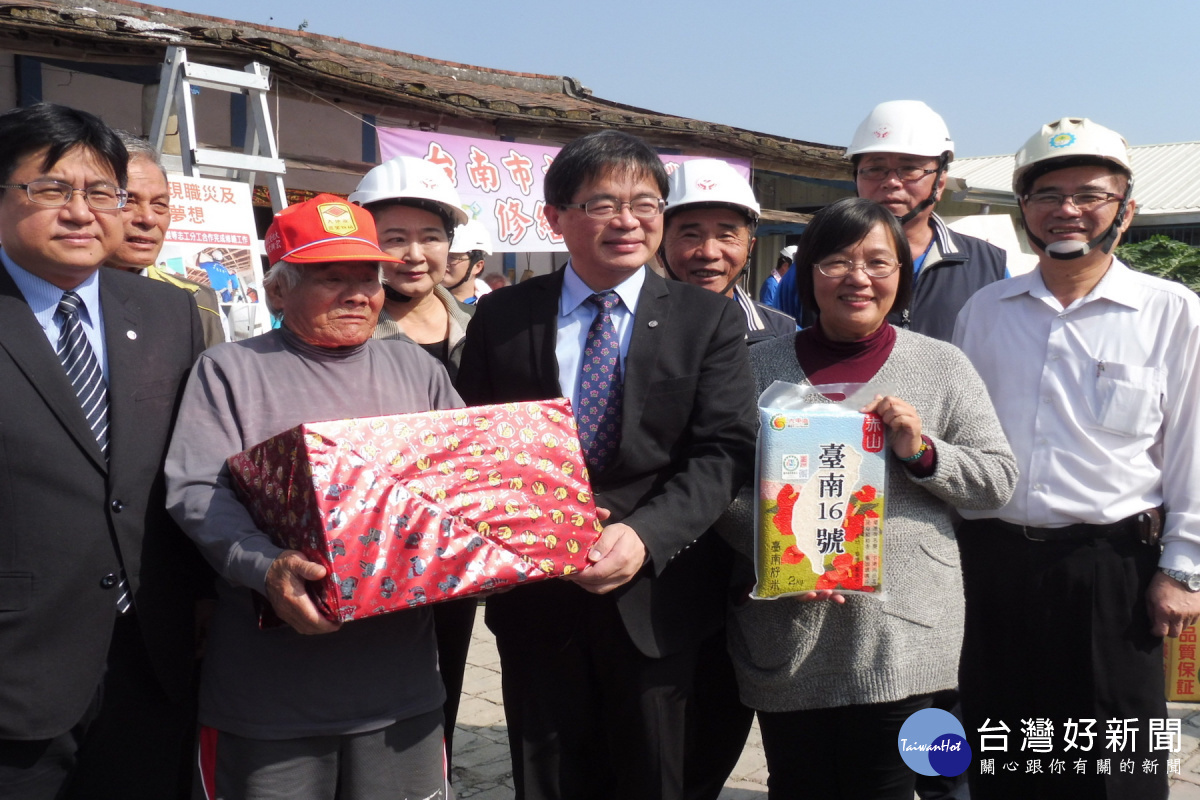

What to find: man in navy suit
left=0, top=104, right=207, bottom=799
left=457, top=130, right=756, bottom=800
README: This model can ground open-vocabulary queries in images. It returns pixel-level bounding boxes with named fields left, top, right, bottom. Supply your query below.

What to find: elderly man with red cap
left=166, top=195, right=462, bottom=800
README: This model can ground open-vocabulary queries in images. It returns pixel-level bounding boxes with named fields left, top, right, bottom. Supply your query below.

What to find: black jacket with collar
left=455, top=267, right=756, bottom=658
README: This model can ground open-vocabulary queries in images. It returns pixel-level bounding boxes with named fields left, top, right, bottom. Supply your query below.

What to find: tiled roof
left=0, top=0, right=849, bottom=180
left=951, top=141, right=1200, bottom=218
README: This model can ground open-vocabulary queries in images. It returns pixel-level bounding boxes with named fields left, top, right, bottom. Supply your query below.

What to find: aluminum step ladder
left=148, top=45, right=288, bottom=212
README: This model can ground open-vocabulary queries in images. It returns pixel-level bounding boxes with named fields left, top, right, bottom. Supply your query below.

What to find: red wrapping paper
left=227, top=399, right=602, bottom=622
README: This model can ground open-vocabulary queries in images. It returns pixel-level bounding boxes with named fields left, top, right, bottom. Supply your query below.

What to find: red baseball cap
left=264, top=194, right=402, bottom=264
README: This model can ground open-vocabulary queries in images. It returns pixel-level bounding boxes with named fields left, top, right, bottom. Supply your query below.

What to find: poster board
left=159, top=173, right=268, bottom=339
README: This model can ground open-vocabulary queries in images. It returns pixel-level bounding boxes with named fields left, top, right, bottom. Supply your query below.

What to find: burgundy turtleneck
left=793, top=321, right=934, bottom=476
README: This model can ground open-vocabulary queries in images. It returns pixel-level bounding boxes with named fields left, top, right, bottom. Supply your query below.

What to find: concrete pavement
left=450, top=610, right=1200, bottom=798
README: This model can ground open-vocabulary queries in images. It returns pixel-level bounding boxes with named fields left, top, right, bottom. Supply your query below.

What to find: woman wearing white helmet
left=349, top=156, right=472, bottom=379
left=350, top=155, right=477, bottom=772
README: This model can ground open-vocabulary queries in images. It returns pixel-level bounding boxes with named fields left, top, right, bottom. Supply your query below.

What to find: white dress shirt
left=555, top=263, right=644, bottom=408
left=953, top=258, right=1200, bottom=571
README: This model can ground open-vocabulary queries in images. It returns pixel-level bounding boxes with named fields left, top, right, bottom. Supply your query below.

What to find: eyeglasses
left=1022, top=191, right=1123, bottom=211
left=560, top=195, right=666, bottom=220
left=1, top=179, right=128, bottom=210
left=815, top=258, right=901, bottom=279
left=447, top=254, right=471, bottom=264
left=856, top=166, right=938, bottom=182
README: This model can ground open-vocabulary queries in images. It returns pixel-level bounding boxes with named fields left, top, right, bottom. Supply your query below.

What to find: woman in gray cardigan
left=719, top=198, right=1017, bottom=799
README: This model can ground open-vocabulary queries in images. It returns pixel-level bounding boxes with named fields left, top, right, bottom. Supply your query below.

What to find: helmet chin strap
left=445, top=268, right=474, bottom=292
left=897, top=156, right=948, bottom=225
left=1024, top=181, right=1133, bottom=261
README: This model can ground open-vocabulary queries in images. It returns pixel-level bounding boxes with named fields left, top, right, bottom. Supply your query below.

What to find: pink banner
left=377, top=127, right=750, bottom=253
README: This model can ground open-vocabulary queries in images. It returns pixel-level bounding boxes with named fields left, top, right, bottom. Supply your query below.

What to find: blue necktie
left=577, top=291, right=624, bottom=474
left=57, top=292, right=129, bottom=613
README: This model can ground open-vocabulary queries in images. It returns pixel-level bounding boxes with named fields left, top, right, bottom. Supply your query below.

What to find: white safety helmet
left=1012, top=117, right=1133, bottom=261
left=1012, top=117, right=1131, bottom=195
left=450, top=218, right=493, bottom=255
left=665, top=158, right=760, bottom=223
left=846, top=100, right=954, bottom=161
left=349, top=156, right=468, bottom=226
left=780, top=245, right=798, bottom=261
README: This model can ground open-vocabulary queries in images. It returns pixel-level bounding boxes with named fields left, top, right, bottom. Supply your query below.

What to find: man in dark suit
left=0, top=103, right=207, bottom=799
left=457, top=130, right=756, bottom=800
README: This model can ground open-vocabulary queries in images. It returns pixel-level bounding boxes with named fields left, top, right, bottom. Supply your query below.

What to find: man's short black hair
left=0, top=103, right=128, bottom=186
left=795, top=197, right=913, bottom=320
left=544, top=130, right=668, bottom=206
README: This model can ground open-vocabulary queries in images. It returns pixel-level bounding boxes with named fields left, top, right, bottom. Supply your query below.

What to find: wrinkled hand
left=1148, top=571, right=1200, bottom=638
left=567, top=520, right=646, bottom=595
left=861, top=394, right=923, bottom=459
left=794, top=589, right=847, bottom=604
left=265, top=550, right=341, bottom=635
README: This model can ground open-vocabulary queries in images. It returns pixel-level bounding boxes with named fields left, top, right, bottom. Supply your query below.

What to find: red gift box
left=227, top=399, right=602, bottom=623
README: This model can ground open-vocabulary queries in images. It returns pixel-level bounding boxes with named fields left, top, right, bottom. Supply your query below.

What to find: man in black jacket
left=0, top=103, right=206, bottom=799
left=458, top=130, right=756, bottom=800
left=781, top=100, right=1008, bottom=344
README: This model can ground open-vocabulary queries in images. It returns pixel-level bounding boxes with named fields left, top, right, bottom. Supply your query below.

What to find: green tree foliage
left=1116, top=235, right=1200, bottom=294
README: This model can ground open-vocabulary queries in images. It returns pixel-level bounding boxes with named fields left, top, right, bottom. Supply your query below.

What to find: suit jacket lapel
left=0, top=264, right=107, bottom=471
left=101, top=274, right=140, bottom=475
left=612, top=269, right=671, bottom=466
left=530, top=269, right=565, bottom=399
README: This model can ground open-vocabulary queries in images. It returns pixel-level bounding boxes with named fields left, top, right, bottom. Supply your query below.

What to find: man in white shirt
left=953, top=117, right=1200, bottom=800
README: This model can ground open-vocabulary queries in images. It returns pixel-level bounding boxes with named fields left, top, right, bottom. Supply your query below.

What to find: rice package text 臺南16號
left=755, top=400, right=888, bottom=599
left=227, top=399, right=603, bottom=624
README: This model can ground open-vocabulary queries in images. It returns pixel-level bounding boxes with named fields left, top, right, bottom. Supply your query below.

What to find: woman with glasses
left=350, top=156, right=475, bottom=382
left=717, top=197, right=1017, bottom=799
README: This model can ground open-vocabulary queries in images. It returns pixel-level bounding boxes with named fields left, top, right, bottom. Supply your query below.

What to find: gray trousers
left=197, top=709, right=450, bottom=800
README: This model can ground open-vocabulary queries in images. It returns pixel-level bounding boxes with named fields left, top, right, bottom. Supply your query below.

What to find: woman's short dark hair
left=795, top=197, right=913, bottom=325
left=0, top=103, right=127, bottom=186
left=544, top=130, right=668, bottom=206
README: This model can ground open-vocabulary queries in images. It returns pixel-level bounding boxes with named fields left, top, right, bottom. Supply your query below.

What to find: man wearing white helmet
left=349, top=156, right=479, bottom=773
left=661, top=158, right=795, bottom=346
left=656, top=158, right=790, bottom=799
left=444, top=218, right=493, bottom=304
left=954, top=118, right=1200, bottom=799
left=758, top=245, right=795, bottom=310
left=778, top=100, right=1008, bottom=343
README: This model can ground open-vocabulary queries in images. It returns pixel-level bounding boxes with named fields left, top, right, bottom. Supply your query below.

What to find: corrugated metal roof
left=950, top=142, right=1200, bottom=217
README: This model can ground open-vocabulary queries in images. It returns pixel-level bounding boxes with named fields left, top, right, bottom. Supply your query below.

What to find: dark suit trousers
left=434, top=596, right=477, bottom=772
left=0, top=614, right=196, bottom=800
left=492, top=590, right=699, bottom=800
left=959, top=518, right=1168, bottom=800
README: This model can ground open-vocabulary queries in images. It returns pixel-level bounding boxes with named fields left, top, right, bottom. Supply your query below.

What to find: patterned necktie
left=56, top=291, right=109, bottom=456
left=577, top=291, right=624, bottom=473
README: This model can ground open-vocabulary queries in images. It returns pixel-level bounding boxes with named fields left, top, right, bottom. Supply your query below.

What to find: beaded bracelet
left=898, top=439, right=929, bottom=463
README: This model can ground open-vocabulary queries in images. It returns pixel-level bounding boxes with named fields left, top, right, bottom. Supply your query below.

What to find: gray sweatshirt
left=166, top=327, right=462, bottom=739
